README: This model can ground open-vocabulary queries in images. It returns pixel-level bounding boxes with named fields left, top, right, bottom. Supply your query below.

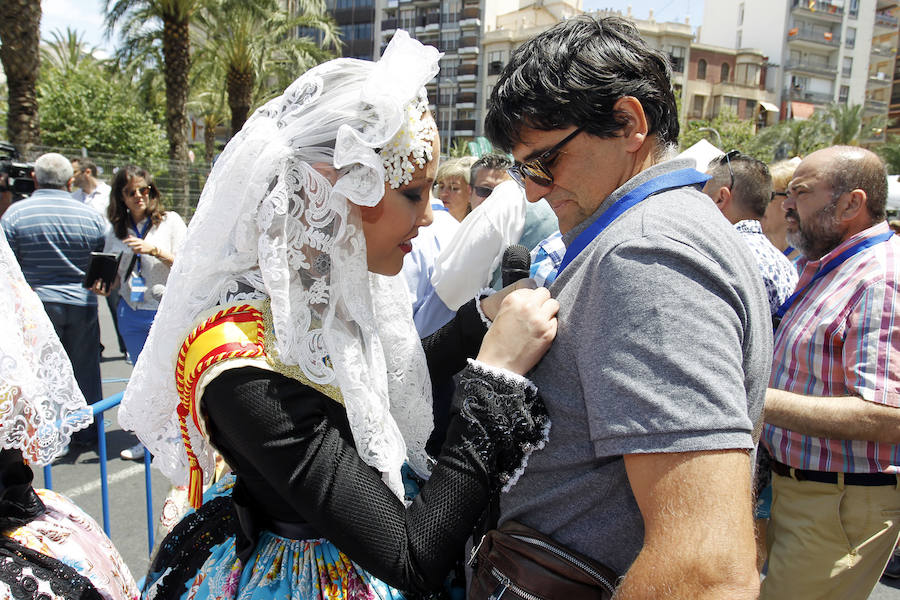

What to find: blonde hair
left=436, top=157, right=475, bottom=184
left=769, top=159, right=799, bottom=192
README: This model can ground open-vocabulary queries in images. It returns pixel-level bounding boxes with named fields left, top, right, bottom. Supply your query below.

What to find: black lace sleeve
left=201, top=358, right=544, bottom=594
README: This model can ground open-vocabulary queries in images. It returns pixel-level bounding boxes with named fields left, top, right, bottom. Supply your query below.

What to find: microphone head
left=501, top=244, right=531, bottom=287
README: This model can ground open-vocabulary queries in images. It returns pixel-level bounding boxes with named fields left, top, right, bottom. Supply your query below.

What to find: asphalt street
left=34, top=300, right=900, bottom=597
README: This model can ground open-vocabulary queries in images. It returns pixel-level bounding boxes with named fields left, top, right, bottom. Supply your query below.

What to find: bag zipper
left=489, top=566, right=544, bottom=600
left=508, top=533, right=615, bottom=594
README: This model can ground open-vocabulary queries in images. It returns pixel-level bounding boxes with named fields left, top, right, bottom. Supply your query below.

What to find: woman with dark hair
left=120, top=31, right=556, bottom=600
left=94, top=166, right=186, bottom=461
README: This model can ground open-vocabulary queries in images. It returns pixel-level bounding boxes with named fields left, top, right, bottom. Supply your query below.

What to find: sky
left=39, top=0, right=705, bottom=57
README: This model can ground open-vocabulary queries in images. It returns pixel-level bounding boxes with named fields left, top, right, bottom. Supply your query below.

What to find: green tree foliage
left=680, top=108, right=756, bottom=157
left=37, top=29, right=166, bottom=161
left=193, top=0, right=340, bottom=136
left=877, top=136, right=900, bottom=174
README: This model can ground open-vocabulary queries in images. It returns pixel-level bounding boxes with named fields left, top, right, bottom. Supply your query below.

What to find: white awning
left=759, top=101, right=779, bottom=112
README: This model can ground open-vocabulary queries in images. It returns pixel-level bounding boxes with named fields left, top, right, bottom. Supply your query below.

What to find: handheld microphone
left=501, top=244, right=531, bottom=287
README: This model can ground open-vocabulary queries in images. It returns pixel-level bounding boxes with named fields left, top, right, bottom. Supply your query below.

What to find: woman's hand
left=123, top=235, right=156, bottom=256
left=480, top=278, right=536, bottom=321
left=476, top=287, right=559, bottom=375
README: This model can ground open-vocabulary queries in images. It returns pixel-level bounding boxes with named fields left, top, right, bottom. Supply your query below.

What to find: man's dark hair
left=470, top=153, right=513, bottom=183
left=73, top=158, right=99, bottom=179
left=485, top=15, right=679, bottom=153
left=827, top=147, right=888, bottom=222
left=706, top=152, right=772, bottom=218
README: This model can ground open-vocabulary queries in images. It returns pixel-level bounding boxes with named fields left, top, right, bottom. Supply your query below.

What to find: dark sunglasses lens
left=522, top=164, right=552, bottom=187
left=474, top=186, right=493, bottom=198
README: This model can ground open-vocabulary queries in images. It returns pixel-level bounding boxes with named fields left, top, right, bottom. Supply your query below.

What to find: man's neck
left=81, top=177, right=97, bottom=195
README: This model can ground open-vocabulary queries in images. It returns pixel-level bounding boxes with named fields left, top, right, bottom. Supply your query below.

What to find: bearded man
left=761, top=145, right=900, bottom=600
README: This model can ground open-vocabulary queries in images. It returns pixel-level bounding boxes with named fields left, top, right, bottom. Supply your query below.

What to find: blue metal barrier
left=42, top=390, right=155, bottom=555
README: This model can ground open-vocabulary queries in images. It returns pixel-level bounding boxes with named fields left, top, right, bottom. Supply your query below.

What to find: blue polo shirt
left=2, top=188, right=108, bottom=305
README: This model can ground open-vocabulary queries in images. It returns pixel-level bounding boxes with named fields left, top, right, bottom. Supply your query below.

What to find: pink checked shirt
left=762, top=221, right=900, bottom=474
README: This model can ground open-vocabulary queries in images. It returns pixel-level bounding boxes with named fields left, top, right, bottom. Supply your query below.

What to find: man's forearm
left=765, top=388, right=900, bottom=443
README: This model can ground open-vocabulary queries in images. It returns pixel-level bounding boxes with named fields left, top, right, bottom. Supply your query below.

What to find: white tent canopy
left=887, top=176, right=900, bottom=212
left=675, top=138, right=724, bottom=170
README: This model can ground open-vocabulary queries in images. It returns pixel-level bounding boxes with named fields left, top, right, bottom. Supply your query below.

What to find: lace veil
left=0, top=234, right=93, bottom=465
left=120, top=31, right=441, bottom=500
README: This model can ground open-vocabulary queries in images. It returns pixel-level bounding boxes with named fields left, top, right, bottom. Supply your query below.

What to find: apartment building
left=686, top=44, right=778, bottom=127
left=700, top=0, right=899, bottom=141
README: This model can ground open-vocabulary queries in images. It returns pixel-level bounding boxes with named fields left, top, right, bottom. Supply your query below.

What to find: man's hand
left=616, top=449, right=760, bottom=600
left=480, top=278, right=537, bottom=321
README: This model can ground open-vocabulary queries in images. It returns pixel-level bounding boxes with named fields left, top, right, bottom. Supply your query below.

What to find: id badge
left=130, top=275, right=147, bottom=303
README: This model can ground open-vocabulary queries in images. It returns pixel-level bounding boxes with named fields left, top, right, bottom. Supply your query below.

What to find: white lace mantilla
left=0, top=235, right=93, bottom=465
left=120, top=30, right=441, bottom=500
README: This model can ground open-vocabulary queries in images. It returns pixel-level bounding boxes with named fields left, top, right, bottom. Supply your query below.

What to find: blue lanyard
left=128, top=216, right=152, bottom=275
left=431, top=202, right=448, bottom=212
left=783, top=245, right=796, bottom=257
left=557, top=168, right=711, bottom=274
left=774, top=231, right=894, bottom=321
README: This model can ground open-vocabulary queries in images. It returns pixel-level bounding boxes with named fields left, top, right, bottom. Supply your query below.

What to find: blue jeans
left=117, top=297, right=157, bottom=362
left=42, top=302, right=102, bottom=405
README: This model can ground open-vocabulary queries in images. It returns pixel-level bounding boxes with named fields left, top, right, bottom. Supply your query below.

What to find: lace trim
left=466, top=359, right=534, bottom=392
left=261, top=301, right=343, bottom=405
left=475, top=288, right=496, bottom=328
left=501, top=419, right=551, bottom=494
left=0, top=536, right=103, bottom=600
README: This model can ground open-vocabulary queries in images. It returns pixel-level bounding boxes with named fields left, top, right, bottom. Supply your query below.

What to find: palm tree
left=105, top=0, right=202, bottom=203
left=824, top=103, right=864, bottom=145
left=194, top=0, right=340, bottom=136
left=41, top=28, right=102, bottom=75
left=0, top=0, right=42, bottom=154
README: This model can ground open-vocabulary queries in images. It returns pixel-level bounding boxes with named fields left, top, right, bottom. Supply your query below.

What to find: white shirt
left=71, top=181, right=111, bottom=217
left=401, top=202, right=460, bottom=337
left=431, top=180, right=528, bottom=310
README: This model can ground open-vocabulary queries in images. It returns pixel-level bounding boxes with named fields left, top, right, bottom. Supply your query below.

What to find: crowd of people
left=1, top=13, right=900, bottom=600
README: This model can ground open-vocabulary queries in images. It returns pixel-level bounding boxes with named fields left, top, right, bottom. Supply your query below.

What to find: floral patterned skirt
left=143, top=475, right=407, bottom=600
left=2, top=488, right=139, bottom=600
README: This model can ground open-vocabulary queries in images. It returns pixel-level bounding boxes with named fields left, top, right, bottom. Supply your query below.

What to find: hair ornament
left=381, top=91, right=437, bottom=189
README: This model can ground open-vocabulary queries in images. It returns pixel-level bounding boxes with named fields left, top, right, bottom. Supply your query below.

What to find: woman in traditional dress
left=121, top=31, right=557, bottom=600
left=0, top=232, right=139, bottom=600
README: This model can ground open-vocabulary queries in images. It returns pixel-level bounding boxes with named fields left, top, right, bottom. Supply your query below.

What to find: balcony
left=784, top=59, right=837, bottom=78
left=784, top=87, right=834, bottom=104
left=456, top=91, right=476, bottom=109
left=381, top=18, right=397, bottom=34
left=868, top=72, right=892, bottom=86
left=787, top=27, right=841, bottom=47
left=458, top=63, right=478, bottom=82
left=866, top=98, right=889, bottom=112
left=458, top=35, right=479, bottom=55
left=791, top=0, right=844, bottom=22
left=425, top=12, right=440, bottom=31
left=875, top=12, right=900, bottom=30
left=871, top=43, right=895, bottom=57
left=453, top=119, right=476, bottom=134
left=460, top=6, right=481, bottom=28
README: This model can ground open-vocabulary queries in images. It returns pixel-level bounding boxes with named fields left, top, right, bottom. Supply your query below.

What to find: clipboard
left=82, top=252, right=122, bottom=289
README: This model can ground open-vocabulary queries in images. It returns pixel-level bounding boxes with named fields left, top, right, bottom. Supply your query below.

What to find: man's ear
left=839, top=188, right=867, bottom=223
left=713, top=185, right=732, bottom=209
left=613, top=96, right=649, bottom=153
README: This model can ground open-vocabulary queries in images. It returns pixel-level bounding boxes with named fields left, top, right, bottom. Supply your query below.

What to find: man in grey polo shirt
left=484, top=16, right=771, bottom=598
left=2, top=153, right=107, bottom=446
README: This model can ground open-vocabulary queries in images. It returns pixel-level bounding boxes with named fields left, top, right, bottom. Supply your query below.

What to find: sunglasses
left=125, top=186, right=151, bottom=198
left=508, top=126, right=585, bottom=188
left=771, top=190, right=788, bottom=202
left=718, top=149, right=740, bottom=190
left=473, top=185, right=494, bottom=198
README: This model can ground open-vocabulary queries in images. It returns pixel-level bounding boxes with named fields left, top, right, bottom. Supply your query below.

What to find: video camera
left=0, top=141, right=36, bottom=199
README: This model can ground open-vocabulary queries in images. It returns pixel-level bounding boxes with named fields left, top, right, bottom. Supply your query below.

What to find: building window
left=848, top=0, right=859, bottom=18
left=697, top=59, right=707, bottom=80
left=724, top=96, right=740, bottom=113
left=669, top=46, right=686, bottom=73
left=721, top=63, right=730, bottom=82
left=736, top=31, right=742, bottom=48
left=738, top=2, right=744, bottom=26
left=400, top=8, right=415, bottom=29
left=440, top=57, right=459, bottom=79
left=692, top=95, right=705, bottom=117
left=839, top=85, right=849, bottom=104
left=842, top=56, right=853, bottom=77
left=845, top=27, right=856, bottom=48
left=488, top=50, right=505, bottom=75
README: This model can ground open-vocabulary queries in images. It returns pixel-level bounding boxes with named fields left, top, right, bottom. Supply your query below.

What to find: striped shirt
left=2, top=189, right=108, bottom=305
left=762, top=221, right=900, bottom=473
